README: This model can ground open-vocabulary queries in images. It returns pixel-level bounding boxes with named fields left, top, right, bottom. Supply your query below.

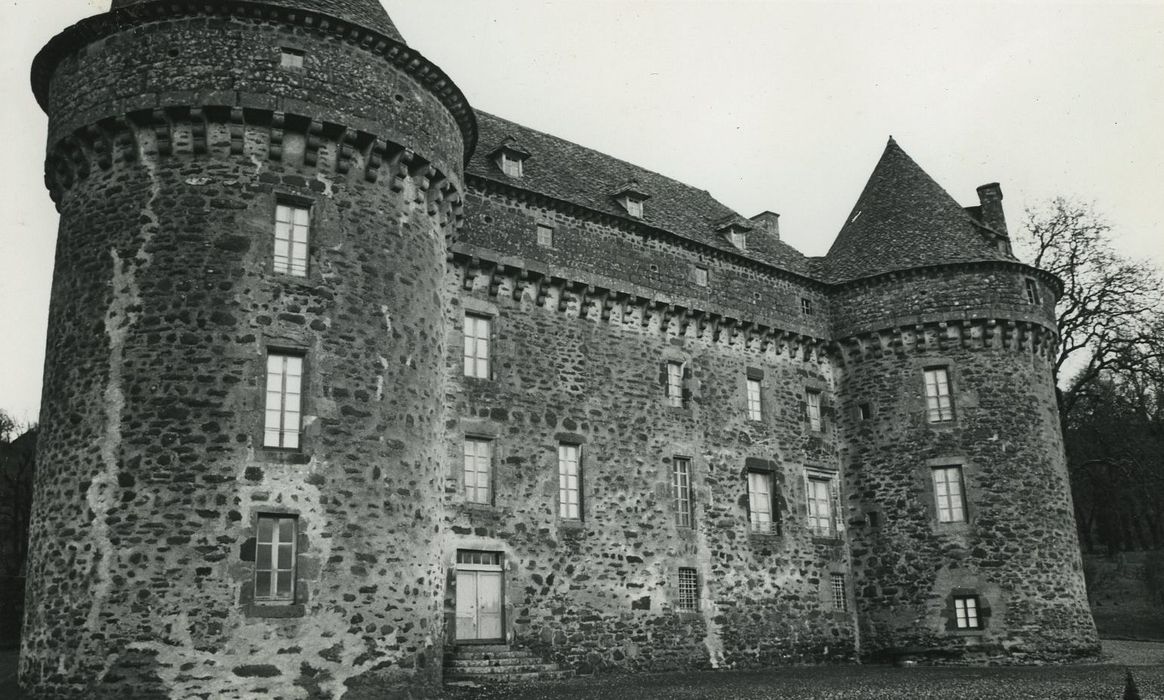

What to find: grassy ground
left=1087, top=551, right=1164, bottom=640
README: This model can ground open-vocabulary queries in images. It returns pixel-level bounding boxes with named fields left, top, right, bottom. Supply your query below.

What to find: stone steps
left=443, top=644, right=573, bottom=684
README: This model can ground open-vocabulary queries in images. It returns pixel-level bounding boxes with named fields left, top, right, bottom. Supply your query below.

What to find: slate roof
left=468, top=111, right=812, bottom=276
left=820, top=138, right=1014, bottom=282
left=110, top=0, right=406, bottom=43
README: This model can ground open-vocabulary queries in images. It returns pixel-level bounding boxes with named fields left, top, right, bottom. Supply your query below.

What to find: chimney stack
left=975, top=183, right=1007, bottom=235
left=750, top=211, right=781, bottom=241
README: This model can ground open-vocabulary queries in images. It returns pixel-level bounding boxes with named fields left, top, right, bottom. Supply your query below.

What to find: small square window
left=274, top=203, right=310, bottom=277
left=954, top=595, right=981, bottom=629
left=280, top=49, right=305, bottom=69
left=858, top=402, right=872, bottom=420
left=536, top=224, right=554, bottom=247
left=694, top=266, right=709, bottom=287
left=254, top=514, right=297, bottom=602
left=1025, top=278, right=1040, bottom=305
left=801, top=297, right=813, bottom=316
left=806, top=390, right=822, bottom=432
left=678, top=567, right=700, bottom=611
left=463, top=438, right=493, bottom=505
left=463, top=314, right=492, bottom=379
left=831, top=573, right=847, bottom=611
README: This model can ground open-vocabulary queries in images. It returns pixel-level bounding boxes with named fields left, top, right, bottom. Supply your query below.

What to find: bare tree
left=1015, top=198, right=1164, bottom=420
left=0, top=411, right=35, bottom=576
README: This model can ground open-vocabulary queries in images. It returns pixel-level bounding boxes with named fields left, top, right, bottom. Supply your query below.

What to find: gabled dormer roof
left=488, top=137, right=532, bottom=161
left=110, top=0, right=406, bottom=43
left=610, top=179, right=651, bottom=201
left=822, top=138, right=1015, bottom=282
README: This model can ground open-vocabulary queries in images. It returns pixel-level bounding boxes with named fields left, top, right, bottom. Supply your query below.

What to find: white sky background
left=1, top=0, right=1162, bottom=424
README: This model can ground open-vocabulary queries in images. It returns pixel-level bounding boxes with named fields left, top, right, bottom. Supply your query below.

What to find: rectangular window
left=625, top=198, right=644, bottom=218
left=932, top=465, right=967, bottom=523
left=801, top=297, right=813, bottom=315
left=463, top=314, right=492, bottom=379
left=832, top=573, right=847, bottom=611
left=954, top=595, right=981, bottom=629
left=264, top=352, right=303, bottom=449
left=694, top=266, right=709, bottom=287
left=1025, top=278, right=1040, bottom=305
left=254, top=514, right=296, bottom=602
left=746, top=378, right=763, bottom=421
left=858, top=402, right=872, bottom=420
left=673, top=457, right=693, bottom=528
left=666, top=361, right=684, bottom=408
left=807, top=475, right=834, bottom=537
left=924, top=367, right=954, bottom=422
left=678, top=567, right=700, bottom=612
left=280, top=48, right=305, bottom=69
left=463, top=438, right=493, bottom=505
left=558, top=443, right=581, bottom=520
left=747, top=471, right=777, bottom=534
left=806, top=390, right=822, bottom=432
left=536, top=224, right=554, bottom=247
left=500, top=153, right=523, bottom=178
left=729, top=231, right=747, bottom=250
left=274, top=203, right=310, bottom=277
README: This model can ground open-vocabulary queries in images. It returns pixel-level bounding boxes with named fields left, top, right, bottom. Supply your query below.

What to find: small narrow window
left=666, top=361, right=684, bottom=408
left=1025, top=278, right=1040, bottom=305
left=747, top=471, right=778, bottom=534
left=500, top=152, right=523, bottom=178
left=254, top=514, right=297, bottom=602
left=801, top=297, right=813, bottom=316
left=924, top=367, right=954, bottom=422
left=463, top=438, right=493, bottom=505
left=806, top=390, right=822, bottom=432
left=806, top=474, right=834, bottom=538
left=694, top=266, right=709, bottom=287
left=558, top=443, right=582, bottom=520
left=536, top=224, right=554, bottom=247
left=673, top=457, right=693, bottom=528
left=280, top=48, right=305, bottom=69
left=932, top=465, right=967, bottom=523
left=954, top=595, right=981, bottom=629
left=264, top=352, right=303, bottom=449
left=746, top=378, right=763, bottom=421
left=274, top=203, right=310, bottom=277
left=831, top=573, right=847, bottom=611
left=678, top=567, right=700, bottom=612
left=463, top=314, right=492, bottom=379
left=858, top=402, right=872, bottom=421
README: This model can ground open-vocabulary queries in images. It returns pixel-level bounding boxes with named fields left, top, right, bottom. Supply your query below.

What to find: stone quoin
left=22, top=0, right=1098, bottom=697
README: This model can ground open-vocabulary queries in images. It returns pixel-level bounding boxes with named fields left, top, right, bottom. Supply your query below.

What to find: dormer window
left=728, top=230, right=746, bottom=250
left=489, top=140, right=531, bottom=179
left=715, top=218, right=752, bottom=251
left=612, top=180, right=650, bottom=220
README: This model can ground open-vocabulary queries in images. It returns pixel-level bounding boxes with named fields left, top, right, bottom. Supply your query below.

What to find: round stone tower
left=827, top=140, right=1099, bottom=662
left=24, top=1, right=474, bottom=696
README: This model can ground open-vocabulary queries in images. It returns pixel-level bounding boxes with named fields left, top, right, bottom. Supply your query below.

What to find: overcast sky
left=2, top=0, right=1162, bottom=424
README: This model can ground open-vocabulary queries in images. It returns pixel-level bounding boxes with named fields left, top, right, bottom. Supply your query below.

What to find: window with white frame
left=1025, top=278, right=1040, bottom=305
left=831, top=573, right=847, bottom=611
left=500, top=152, right=523, bottom=178
left=280, top=48, right=305, bottom=69
left=806, top=474, right=834, bottom=538
left=673, top=457, right=693, bottom=528
left=463, top=438, right=493, bottom=505
left=274, top=203, right=310, bottom=277
left=666, top=361, right=684, bottom=408
left=747, top=378, right=763, bottom=421
left=678, top=567, right=700, bottom=611
left=264, top=352, right=303, bottom=449
left=801, top=297, right=813, bottom=316
left=694, top=266, right=709, bottom=287
left=932, top=465, right=967, bottom=523
left=806, top=390, right=822, bottom=431
left=747, top=470, right=777, bottom=534
left=463, top=314, right=492, bottom=379
left=254, top=514, right=297, bottom=602
left=558, top=443, right=581, bottom=520
left=624, top=197, right=644, bottom=218
left=924, top=367, right=954, bottom=422
left=728, top=230, right=746, bottom=250
left=536, top=223, right=553, bottom=247
left=954, top=595, right=981, bottom=629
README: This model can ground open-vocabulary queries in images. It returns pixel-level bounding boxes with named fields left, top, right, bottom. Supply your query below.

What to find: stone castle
left=22, top=0, right=1099, bottom=697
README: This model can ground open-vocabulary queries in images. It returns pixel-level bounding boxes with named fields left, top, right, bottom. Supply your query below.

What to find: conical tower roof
left=110, top=0, right=406, bottom=43
left=823, top=138, right=1011, bottom=282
